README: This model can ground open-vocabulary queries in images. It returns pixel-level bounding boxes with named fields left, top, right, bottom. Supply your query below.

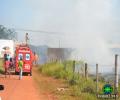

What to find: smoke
left=57, top=0, right=114, bottom=64
left=69, top=37, right=113, bottom=64
left=24, top=0, right=117, bottom=64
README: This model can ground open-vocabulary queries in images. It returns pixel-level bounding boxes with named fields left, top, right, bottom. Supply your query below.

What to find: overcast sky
left=1, top=0, right=120, bottom=63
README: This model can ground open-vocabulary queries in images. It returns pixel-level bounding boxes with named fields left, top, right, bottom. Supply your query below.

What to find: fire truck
left=15, top=44, right=34, bottom=76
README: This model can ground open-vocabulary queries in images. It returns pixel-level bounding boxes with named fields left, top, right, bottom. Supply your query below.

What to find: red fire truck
left=15, top=45, right=34, bottom=76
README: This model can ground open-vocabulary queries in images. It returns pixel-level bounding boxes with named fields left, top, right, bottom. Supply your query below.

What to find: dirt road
left=0, top=74, right=42, bottom=100
left=0, top=75, right=44, bottom=100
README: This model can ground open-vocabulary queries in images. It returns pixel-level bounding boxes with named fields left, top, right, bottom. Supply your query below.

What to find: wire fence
left=62, top=60, right=119, bottom=83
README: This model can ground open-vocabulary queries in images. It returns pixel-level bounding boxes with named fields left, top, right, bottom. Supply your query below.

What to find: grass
left=0, top=58, right=5, bottom=74
left=39, top=61, right=98, bottom=100
left=33, top=67, right=68, bottom=100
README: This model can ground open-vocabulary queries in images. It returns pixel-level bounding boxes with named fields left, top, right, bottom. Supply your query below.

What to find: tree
left=0, top=25, right=17, bottom=40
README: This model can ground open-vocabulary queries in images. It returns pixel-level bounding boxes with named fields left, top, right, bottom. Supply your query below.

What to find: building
left=47, top=48, right=72, bottom=62
left=0, top=39, right=15, bottom=58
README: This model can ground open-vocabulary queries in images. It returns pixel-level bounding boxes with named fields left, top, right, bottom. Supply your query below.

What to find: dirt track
left=0, top=74, right=42, bottom=100
left=0, top=66, right=58, bottom=100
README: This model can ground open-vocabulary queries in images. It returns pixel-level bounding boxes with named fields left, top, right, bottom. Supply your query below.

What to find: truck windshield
left=26, top=53, right=30, bottom=60
left=18, top=53, right=23, bottom=60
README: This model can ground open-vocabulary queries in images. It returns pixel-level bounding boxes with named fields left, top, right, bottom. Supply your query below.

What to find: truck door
left=24, top=53, right=31, bottom=71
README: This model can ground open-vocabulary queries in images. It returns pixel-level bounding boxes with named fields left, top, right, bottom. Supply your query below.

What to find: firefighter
left=18, top=58, right=23, bottom=80
left=4, top=57, right=10, bottom=78
left=9, top=57, right=14, bottom=69
left=34, top=52, right=39, bottom=66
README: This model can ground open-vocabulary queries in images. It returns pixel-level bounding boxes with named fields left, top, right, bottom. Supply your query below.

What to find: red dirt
left=0, top=74, right=50, bottom=100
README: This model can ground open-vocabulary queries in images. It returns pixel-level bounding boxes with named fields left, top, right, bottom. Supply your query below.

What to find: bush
left=0, top=59, right=4, bottom=74
left=82, top=86, right=95, bottom=94
left=39, top=61, right=75, bottom=80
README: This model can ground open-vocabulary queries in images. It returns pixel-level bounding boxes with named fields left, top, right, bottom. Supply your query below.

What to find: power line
left=15, top=28, right=62, bottom=34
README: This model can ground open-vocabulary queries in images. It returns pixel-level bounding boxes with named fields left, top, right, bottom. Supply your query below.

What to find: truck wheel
left=15, top=71, right=19, bottom=75
left=30, top=71, right=32, bottom=76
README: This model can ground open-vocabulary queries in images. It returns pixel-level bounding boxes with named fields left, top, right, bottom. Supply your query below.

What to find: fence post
left=73, top=60, right=75, bottom=73
left=64, top=62, right=66, bottom=71
left=114, top=54, right=118, bottom=100
left=85, top=63, right=88, bottom=80
left=96, top=64, right=98, bottom=95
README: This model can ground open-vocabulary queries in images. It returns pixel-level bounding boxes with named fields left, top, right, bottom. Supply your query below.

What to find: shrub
left=82, top=86, right=95, bottom=94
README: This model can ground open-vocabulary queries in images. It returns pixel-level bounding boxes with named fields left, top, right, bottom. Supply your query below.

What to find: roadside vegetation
left=39, top=61, right=98, bottom=100
left=0, top=58, right=4, bottom=74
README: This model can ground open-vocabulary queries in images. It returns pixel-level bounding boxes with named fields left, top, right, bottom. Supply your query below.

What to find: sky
left=1, top=0, right=120, bottom=64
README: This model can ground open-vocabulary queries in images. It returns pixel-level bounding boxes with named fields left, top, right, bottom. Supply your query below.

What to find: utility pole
left=96, top=64, right=98, bottom=95
left=114, top=54, right=118, bottom=100
left=59, top=39, right=60, bottom=48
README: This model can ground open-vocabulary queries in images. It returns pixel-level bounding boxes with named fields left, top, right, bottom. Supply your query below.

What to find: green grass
left=0, top=58, right=5, bottom=74
left=39, top=61, right=98, bottom=100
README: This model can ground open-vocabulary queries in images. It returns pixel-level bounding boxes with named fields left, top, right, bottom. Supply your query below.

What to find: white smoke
left=23, top=0, right=116, bottom=64
left=69, top=37, right=113, bottom=64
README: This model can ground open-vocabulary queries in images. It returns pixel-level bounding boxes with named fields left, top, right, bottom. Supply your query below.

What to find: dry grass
left=0, top=58, right=5, bottom=73
left=33, top=66, right=97, bottom=100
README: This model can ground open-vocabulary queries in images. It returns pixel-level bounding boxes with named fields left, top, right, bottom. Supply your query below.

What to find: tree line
left=0, top=25, right=17, bottom=40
